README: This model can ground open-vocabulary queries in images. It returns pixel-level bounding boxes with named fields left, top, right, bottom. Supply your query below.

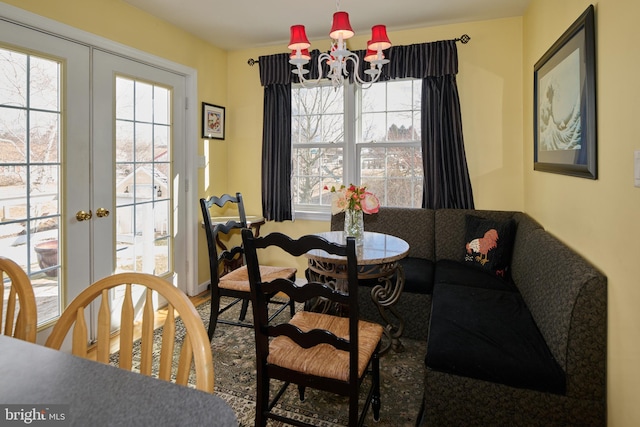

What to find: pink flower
left=361, top=192, right=380, bottom=214
left=326, top=183, right=380, bottom=215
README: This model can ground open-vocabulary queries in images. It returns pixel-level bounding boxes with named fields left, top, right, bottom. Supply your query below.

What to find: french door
left=0, top=16, right=190, bottom=343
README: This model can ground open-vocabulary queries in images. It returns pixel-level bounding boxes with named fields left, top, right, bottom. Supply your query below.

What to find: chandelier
left=287, top=5, right=391, bottom=89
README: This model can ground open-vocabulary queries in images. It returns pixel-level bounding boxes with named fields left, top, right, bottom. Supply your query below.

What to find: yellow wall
left=226, top=17, right=525, bottom=271
left=524, top=1, right=640, bottom=425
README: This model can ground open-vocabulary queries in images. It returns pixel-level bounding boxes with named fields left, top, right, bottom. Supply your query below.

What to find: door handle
left=75, top=210, right=92, bottom=221
left=96, top=207, right=110, bottom=218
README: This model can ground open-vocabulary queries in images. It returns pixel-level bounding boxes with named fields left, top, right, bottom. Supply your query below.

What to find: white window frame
left=293, top=78, right=422, bottom=221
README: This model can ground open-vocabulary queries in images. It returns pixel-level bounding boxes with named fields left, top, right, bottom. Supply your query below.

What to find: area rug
left=111, top=297, right=426, bottom=426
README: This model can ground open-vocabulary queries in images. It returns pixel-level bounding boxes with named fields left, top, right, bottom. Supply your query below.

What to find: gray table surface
left=0, top=335, right=237, bottom=426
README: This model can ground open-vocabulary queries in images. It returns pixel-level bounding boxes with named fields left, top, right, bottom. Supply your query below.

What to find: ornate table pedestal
left=305, top=231, right=409, bottom=354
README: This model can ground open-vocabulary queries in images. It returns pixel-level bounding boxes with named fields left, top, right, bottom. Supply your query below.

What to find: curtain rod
left=247, top=34, right=471, bottom=66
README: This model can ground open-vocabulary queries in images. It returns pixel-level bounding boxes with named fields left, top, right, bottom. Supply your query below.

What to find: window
left=0, top=47, right=63, bottom=323
left=291, top=79, right=423, bottom=217
left=114, top=77, right=171, bottom=275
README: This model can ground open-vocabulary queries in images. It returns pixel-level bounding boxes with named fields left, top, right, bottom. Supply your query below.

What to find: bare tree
left=292, top=86, right=343, bottom=204
left=0, top=49, right=61, bottom=233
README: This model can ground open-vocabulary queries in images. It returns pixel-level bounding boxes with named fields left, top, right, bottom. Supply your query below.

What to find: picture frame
left=534, top=5, right=597, bottom=179
left=202, top=102, right=225, bottom=140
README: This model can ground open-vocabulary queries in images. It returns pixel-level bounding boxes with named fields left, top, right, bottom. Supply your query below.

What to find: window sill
left=294, top=210, right=331, bottom=222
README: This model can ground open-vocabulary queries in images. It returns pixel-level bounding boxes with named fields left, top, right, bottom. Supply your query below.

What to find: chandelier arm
left=295, top=53, right=332, bottom=88
left=343, top=54, right=382, bottom=88
left=293, top=48, right=384, bottom=89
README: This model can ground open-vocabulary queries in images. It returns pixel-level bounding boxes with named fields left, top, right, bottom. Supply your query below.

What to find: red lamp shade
left=364, top=48, right=383, bottom=62
left=288, top=25, right=311, bottom=50
left=368, top=25, right=391, bottom=51
left=329, top=11, right=354, bottom=40
left=290, top=48, right=311, bottom=60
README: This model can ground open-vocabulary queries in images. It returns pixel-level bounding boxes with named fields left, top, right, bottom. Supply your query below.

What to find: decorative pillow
left=463, top=215, right=516, bottom=279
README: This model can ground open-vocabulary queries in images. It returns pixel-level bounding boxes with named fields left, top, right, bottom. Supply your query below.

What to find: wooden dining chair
left=45, top=272, right=214, bottom=393
left=200, top=193, right=296, bottom=340
left=241, top=229, right=384, bottom=427
left=0, top=256, right=37, bottom=343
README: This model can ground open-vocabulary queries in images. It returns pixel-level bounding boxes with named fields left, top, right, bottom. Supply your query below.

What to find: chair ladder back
left=260, top=277, right=351, bottom=351
left=243, top=230, right=360, bottom=349
left=214, top=220, right=245, bottom=236
left=217, top=243, right=244, bottom=269
left=201, top=194, right=246, bottom=281
left=208, top=192, right=247, bottom=222
left=262, top=278, right=350, bottom=308
left=269, top=322, right=351, bottom=351
left=202, top=192, right=247, bottom=229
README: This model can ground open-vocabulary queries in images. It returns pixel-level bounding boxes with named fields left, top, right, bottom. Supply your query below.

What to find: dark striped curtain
left=258, top=40, right=473, bottom=220
left=422, top=75, right=474, bottom=208
left=259, top=53, right=293, bottom=221
left=380, top=40, right=475, bottom=209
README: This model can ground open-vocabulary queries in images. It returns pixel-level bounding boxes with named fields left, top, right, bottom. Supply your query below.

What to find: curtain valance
left=258, top=40, right=459, bottom=86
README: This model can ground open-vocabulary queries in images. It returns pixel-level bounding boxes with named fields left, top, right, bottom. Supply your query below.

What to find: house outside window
left=291, top=79, right=423, bottom=219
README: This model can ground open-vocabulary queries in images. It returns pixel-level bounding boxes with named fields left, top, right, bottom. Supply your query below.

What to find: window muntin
left=292, top=79, right=423, bottom=215
left=292, top=83, right=345, bottom=212
left=114, top=77, right=171, bottom=275
left=0, top=47, right=62, bottom=324
left=358, top=79, right=423, bottom=208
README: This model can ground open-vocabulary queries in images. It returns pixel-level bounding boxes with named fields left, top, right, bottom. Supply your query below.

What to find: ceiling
left=122, top=0, right=530, bottom=51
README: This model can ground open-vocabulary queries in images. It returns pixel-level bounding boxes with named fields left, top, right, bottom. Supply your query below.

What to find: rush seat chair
left=200, top=193, right=296, bottom=339
left=242, top=230, right=384, bottom=427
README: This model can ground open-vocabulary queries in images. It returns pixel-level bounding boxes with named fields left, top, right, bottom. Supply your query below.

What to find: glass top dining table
left=306, top=231, right=409, bottom=270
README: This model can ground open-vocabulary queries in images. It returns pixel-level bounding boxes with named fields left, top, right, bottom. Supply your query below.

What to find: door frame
left=0, top=3, right=200, bottom=296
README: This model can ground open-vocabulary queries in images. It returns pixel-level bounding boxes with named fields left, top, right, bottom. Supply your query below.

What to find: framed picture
left=202, top=102, right=225, bottom=140
left=534, top=5, right=597, bottom=179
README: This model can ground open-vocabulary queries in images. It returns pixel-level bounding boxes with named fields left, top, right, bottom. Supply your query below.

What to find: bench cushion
left=357, top=257, right=434, bottom=295
left=434, top=260, right=514, bottom=292
left=399, top=257, right=434, bottom=294
left=426, top=282, right=566, bottom=395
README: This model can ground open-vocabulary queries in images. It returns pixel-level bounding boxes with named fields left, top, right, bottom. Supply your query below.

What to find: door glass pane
left=0, top=47, right=62, bottom=325
left=115, top=76, right=171, bottom=275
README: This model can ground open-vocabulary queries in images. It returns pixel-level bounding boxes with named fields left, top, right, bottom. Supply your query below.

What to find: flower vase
left=344, top=209, right=364, bottom=245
